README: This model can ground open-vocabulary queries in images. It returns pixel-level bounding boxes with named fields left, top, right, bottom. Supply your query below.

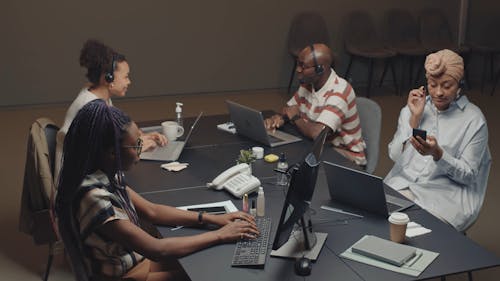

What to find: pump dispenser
left=256, top=187, right=265, bottom=217
left=175, top=102, right=183, bottom=128
left=276, top=153, right=288, bottom=186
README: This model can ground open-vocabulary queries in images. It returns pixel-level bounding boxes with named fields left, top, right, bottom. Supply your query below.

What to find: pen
left=406, top=252, right=423, bottom=267
left=171, top=226, right=184, bottom=231
left=320, top=205, right=364, bottom=218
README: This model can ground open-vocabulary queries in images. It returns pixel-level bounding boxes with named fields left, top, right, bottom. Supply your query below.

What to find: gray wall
left=1, top=0, right=489, bottom=107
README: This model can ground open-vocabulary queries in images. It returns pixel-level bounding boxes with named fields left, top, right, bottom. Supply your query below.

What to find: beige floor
left=1, top=87, right=499, bottom=280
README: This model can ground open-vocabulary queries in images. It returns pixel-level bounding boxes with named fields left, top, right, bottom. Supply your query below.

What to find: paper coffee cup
left=388, top=212, right=409, bottom=243
left=252, top=146, right=264, bottom=159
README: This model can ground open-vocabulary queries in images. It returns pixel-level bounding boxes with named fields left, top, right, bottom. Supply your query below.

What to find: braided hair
left=79, top=39, right=126, bottom=86
left=56, top=99, right=138, bottom=280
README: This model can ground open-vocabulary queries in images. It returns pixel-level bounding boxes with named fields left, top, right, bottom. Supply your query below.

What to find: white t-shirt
left=55, top=88, right=112, bottom=181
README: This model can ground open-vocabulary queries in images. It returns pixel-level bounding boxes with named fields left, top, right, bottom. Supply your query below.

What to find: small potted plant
left=237, top=149, right=256, bottom=173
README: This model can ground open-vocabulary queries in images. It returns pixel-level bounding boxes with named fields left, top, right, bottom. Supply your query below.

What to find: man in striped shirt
left=265, top=43, right=366, bottom=166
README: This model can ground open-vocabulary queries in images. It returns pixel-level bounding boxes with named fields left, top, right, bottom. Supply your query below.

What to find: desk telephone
left=208, top=163, right=261, bottom=198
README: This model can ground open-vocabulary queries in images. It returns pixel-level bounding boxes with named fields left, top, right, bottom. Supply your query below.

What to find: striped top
left=75, top=170, right=144, bottom=278
left=287, top=69, right=367, bottom=165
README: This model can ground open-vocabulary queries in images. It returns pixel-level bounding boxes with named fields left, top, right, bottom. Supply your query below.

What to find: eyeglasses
left=122, top=138, right=143, bottom=156
left=295, top=60, right=315, bottom=72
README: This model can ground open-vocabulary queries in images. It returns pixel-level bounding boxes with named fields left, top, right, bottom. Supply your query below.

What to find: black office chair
left=382, top=9, right=429, bottom=91
left=417, top=8, right=471, bottom=86
left=342, top=10, right=398, bottom=97
left=287, top=11, right=331, bottom=94
left=465, top=17, right=500, bottom=95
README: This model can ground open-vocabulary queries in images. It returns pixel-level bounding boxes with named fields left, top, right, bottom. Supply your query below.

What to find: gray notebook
left=351, top=235, right=417, bottom=267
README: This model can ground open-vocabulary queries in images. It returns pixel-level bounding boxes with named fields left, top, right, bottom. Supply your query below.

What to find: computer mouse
left=294, top=257, right=312, bottom=276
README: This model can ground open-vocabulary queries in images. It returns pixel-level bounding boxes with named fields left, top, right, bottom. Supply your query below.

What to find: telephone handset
left=208, top=163, right=261, bottom=198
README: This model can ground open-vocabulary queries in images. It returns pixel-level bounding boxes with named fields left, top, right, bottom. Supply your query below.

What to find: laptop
left=323, top=161, right=414, bottom=217
left=140, top=112, right=203, bottom=161
left=226, top=100, right=302, bottom=147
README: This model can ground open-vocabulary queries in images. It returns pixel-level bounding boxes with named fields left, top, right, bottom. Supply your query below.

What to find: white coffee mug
left=162, top=121, right=184, bottom=141
left=252, top=146, right=264, bottom=159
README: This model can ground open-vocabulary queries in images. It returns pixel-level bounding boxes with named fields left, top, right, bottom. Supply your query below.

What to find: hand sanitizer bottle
left=276, top=153, right=288, bottom=186
left=175, top=102, right=183, bottom=128
left=256, top=187, right=265, bottom=217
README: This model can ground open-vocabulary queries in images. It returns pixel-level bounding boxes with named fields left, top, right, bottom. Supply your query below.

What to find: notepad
left=351, top=235, right=416, bottom=266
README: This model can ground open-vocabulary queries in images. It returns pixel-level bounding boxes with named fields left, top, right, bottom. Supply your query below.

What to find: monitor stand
left=270, top=216, right=327, bottom=261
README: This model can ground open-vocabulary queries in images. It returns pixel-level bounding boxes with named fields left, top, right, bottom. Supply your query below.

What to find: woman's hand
left=207, top=211, right=256, bottom=227
left=214, top=219, right=259, bottom=243
left=408, top=87, right=426, bottom=128
left=410, top=135, right=443, bottom=161
left=140, top=132, right=168, bottom=152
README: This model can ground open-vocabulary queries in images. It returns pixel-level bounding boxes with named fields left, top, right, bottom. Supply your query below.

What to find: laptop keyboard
left=231, top=217, right=272, bottom=267
left=386, top=194, right=410, bottom=207
left=267, top=134, right=283, bottom=144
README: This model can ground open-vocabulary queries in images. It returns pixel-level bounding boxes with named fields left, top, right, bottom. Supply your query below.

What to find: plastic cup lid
left=388, top=212, right=409, bottom=225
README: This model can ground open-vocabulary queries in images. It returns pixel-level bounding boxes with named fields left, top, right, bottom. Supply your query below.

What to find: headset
left=458, top=79, right=465, bottom=89
left=104, top=55, right=116, bottom=83
left=309, top=44, right=324, bottom=75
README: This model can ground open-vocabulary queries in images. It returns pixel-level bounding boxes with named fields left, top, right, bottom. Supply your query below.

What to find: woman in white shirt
left=384, top=49, right=491, bottom=232
left=56, top=39, right=167, bottom=180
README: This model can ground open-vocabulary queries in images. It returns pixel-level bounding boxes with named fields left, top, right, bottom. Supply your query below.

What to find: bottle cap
left=258, top=186, right=264, bottom=193
left=388, top=212, right=409, bottom=225
left=176, top=102, right=183, bottom=113
left=279, top=153, right=286, bottom=162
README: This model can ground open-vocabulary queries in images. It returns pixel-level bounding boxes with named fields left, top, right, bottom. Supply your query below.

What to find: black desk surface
left=128, top=114, right=500, bottom=281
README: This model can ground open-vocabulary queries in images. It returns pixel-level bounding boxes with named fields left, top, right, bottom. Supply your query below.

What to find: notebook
left=226, top=100, right=302, bottom=147
left=140, top=112, right=203, bottom=161
left=351, top=235, right=417, bottom=267
left=323, top=161, right=414, bottom=217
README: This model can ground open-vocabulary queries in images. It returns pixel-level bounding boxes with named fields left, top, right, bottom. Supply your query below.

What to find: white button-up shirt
left=384, top=95, right=491, bottom=231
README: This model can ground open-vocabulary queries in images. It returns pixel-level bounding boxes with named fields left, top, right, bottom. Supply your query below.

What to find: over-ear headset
left=458, top=79, right=465, bottom=89
left=104, top=55, right=116, bottom=83
left=310, top=44, right=324, bottom=75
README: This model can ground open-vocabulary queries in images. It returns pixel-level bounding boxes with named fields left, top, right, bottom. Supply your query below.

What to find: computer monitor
left=270, top=128, right=329, bottom=260
left=272, top=153, right=320, bottom=250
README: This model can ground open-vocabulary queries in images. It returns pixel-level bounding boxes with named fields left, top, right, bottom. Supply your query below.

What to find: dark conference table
left=127, top=114, right=500, bottom=281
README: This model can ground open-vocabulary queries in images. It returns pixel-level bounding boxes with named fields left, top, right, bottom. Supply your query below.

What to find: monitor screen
left=271, top=152, right=320, bottom=250
left=311, top=126, right=330, bottom=161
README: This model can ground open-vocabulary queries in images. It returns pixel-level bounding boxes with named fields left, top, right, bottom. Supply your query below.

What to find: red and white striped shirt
left=287, top=69, right=367, bottom=165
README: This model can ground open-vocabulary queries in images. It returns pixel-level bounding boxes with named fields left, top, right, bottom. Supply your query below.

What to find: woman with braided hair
left=56, top=100, right=257, bottom=281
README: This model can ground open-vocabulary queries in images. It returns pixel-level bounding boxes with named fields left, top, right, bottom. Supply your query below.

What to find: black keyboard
left=231, top=217, right=272, bottom=267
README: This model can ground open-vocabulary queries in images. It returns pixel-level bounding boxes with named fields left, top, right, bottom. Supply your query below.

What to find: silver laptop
left=140, top=112, right=203, bottom=161
left=324, top=161, right=414, bottom=217
left=226, top=100, right=302, bottom=147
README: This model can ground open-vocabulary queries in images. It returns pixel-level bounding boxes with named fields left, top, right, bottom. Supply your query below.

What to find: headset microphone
left=310, top=44, right=324, bottom=76
left=104, top=55, right=116, bottom=83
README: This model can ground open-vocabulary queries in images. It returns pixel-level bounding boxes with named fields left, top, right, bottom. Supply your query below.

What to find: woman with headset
left=56, top=100, right=257, bottom=281
left=384, top=49, right=491, bottom=232
left=55, top=39, right=167, bottom=179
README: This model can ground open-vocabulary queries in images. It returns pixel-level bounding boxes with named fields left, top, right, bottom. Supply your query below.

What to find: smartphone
left=187, top=206, right=227, bottom=215
left=412, top=128, right=427, bottom=141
